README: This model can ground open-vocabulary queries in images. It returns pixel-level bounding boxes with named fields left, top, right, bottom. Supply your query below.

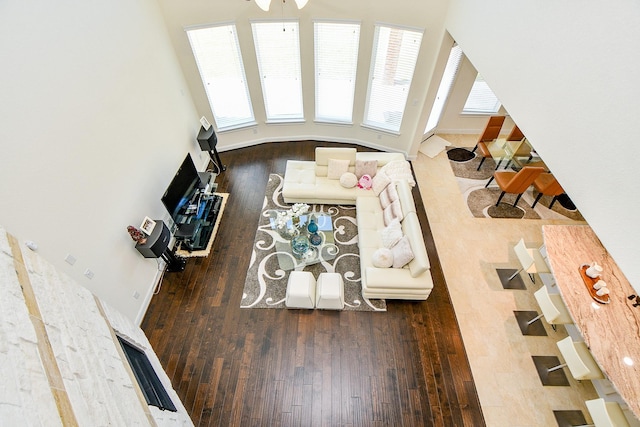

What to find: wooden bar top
left=543, top=225, right=640, bottom=418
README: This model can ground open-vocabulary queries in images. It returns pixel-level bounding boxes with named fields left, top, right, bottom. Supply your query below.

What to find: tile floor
left=413, top=134, right=598, bottom=426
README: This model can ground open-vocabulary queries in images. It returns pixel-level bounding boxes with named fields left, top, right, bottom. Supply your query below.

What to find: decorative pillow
left=339, top=172, right=358, bottom=188
left=380, top=159, right=417, bottom=187
left=379, top=183, right=399, bottom=209
left=391, top=235, right=414, bottom=268
left=372, top=247, right=394, bottom=268
left=380, top=218, right=403, bottom=248
left=383, top=200, right=404, bottom=226
left=355, top=159, right=378, bottom=179
left=327, top=158, right=350, bottom=180
left=358, top=174, right=372, bottom=189
left=371, top=171, right=391, bottom=195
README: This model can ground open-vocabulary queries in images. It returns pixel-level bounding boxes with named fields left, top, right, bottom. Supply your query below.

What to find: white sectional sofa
left=282, top=147, right=434, bottom=300
left=283, top=147, right=404, bottom=205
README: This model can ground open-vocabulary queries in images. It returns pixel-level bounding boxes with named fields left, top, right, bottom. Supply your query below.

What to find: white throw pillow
left=391, top=235, right=415, bottom=268
left=355, top=159, right=378, bottom=179
left=383, top=200, right=404, bottom=226
left=379, top=183, right=399, bottom=209
left=371, top=171, right=391, bottom=195
left=327, top=158, right=350, bottom=179
left=380, top=218, right=403, bottom=248
left=372, top=247, right=394, bottom=268
left=339, top=172, right=358, bottom=188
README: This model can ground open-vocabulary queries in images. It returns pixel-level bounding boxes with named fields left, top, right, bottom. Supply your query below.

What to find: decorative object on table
left=291, top=235, right=310, bottom=259
left=307, top=217, right=318, bottom=233
left=586, top=262, right=603, bottom=278
left=127, top=225, right=147, bottom=244
left=593, top=280, right=606, bottom=290
left=290, top=203, right=309, bottom=219
left=140, top=216, right=156, bottom=235
left=309, top=232, right=322, bottom=246
left=579, top=264, right=610, bottom=304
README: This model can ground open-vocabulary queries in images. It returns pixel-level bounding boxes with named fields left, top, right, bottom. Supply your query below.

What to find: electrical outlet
left=84, top=269, right=94, bottom=279
left=65, top=254, right=77, bottom=265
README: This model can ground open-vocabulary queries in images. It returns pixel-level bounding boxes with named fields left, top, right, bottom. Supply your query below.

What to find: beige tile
left=414, top=135, right=597, bottom=426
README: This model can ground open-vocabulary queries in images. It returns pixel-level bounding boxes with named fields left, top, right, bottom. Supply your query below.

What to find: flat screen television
left=161, top=153, right=201, bottom=219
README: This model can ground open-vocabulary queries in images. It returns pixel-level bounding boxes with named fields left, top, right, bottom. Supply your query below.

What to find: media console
left=173, top=192, right=224, bottom=252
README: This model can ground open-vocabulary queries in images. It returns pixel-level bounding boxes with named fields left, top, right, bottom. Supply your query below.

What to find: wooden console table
left=543, top=225, right=640, bottom=419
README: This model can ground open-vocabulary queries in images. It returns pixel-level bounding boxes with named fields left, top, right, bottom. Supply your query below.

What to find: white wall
left=156, top=0, right=450, bottom=159
left=0, top=0, right=203, bottom=321
left=445, top=0, right=640, bottom=291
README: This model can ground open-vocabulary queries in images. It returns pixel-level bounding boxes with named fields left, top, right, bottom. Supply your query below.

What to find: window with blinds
left=363, top=24, right=423, bottom=134
left=425, top=44, right=463, bottom=134
left=462, top=73, right=502, bottom=114
left=186, top=24, right=255, bottom=131
left=251, top=21, right=304, bottom=122
left=314, top=20, right=360, bottom=123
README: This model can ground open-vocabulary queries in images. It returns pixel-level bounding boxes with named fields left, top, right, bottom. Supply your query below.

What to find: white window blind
left=364, top=24, right=423, bottom=133
left=314, top=21, right=360, bottom=123
left=425, top=44, right=463, bottom=134
left=463, top=73, right=502, bottom=113
left=186, top=24, right=255, bottom=131
left=251, top=21, right=304, bottom=122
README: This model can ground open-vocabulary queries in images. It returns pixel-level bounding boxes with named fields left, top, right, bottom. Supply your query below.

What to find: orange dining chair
left=471, top=115, right=505, bottom=153
left=485, top=166, right=546, bottom=206
left=531, top=173, right=565, bottom=209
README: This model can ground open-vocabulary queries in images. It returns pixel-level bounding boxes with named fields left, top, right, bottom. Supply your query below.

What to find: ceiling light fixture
left=255, top=0, right=308, bottom=12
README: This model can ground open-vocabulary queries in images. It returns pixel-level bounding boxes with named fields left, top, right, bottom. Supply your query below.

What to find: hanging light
left=255, top=0, right=271, bottom=11
left=254, top=0, right=308, bottom=11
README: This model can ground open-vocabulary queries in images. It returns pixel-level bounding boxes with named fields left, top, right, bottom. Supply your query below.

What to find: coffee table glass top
left=268, top=213, right=336, bottom=271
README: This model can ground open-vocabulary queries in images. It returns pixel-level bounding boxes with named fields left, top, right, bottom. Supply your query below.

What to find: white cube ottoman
left=316, top=272, right=345, bottom=310
left=285, top=271, right=316, bottom=309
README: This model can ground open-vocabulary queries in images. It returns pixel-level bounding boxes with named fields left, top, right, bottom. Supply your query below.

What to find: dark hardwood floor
left=141, top=141, right=485, bottom=427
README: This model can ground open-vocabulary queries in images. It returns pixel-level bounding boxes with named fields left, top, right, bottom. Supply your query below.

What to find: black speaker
left=136, top=221, right=170, bottom=258
left=197, top=126, right=217, bottom=151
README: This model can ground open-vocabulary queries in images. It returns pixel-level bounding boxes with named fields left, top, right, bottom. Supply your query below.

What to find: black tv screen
left=161, top=153, right=200, bottom=218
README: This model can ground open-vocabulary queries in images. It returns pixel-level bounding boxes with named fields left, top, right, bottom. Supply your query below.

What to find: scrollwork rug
left=240, top=174, right=386, bottom=311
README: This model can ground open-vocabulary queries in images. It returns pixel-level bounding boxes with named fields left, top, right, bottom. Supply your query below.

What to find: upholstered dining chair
left=532, top=173, right=565, bottom=209
left=471, top=115, right=505, bottom=153
left=485, top=166, right=546, bottom=207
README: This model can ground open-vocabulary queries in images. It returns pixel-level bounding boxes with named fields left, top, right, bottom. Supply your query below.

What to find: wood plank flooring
left=141, top=141, right=485, bottom=426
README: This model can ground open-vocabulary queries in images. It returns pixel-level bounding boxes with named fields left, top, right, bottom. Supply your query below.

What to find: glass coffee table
left=268, top=212, right=337, bottom=271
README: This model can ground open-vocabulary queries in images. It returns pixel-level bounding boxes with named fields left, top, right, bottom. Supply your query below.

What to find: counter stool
left=316, top=273, right=344, bottom=310
left=549, top=336, right=605, bottom=381
left=285, top=271, right=316, bottom=309
left=585, top=398, right=630, bottom=427
left=517, top=286, right=573, bottom=335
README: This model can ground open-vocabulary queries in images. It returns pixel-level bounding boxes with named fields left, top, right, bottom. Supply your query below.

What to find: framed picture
left=140, top=217, right=156, bottom=235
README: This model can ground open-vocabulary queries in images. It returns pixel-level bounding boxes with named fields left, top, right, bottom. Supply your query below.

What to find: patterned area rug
left=447, top=147, right=584, bottom=220
left=240, top=174, right=386, bottom=311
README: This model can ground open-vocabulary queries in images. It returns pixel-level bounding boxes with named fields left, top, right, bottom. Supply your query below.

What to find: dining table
left=543, top=225, right=640, bottom=419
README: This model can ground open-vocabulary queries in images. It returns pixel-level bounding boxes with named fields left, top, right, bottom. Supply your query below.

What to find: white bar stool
left=584, top=398, right=630, bottom=427
left=548, top=336, right=605, bottom=381
left=285, top=271, right=316, bottom=309
left=526, top=286, right=573, bottom=331
left=508, top=238, right=552, bottom=283
left=316, top=272, right=344, bottom=310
